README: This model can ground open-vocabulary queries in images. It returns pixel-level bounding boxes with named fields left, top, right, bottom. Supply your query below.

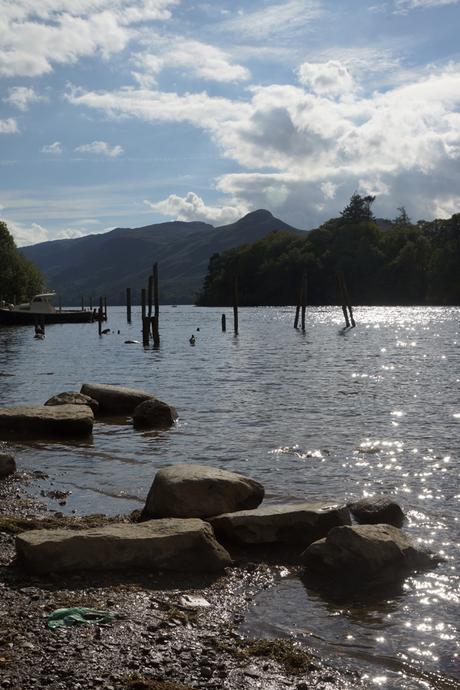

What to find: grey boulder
left=0, top=453, right=16, bottom=478
left=142, top=464, right=264, bottom=519
left=45, top=391, right=99, bottom=414
left=16, top=518, right=232, bottom=574
left=349, top=496, right=404, bottom=527
left=0, top=405, right=93, bottom=437
left=301, top=524, right=437, bottom=577
left=80, top=383, right=153, bottom=415
left=133, top=399, right=177, bottom=428
left=210, top=503, right=351, bottom=546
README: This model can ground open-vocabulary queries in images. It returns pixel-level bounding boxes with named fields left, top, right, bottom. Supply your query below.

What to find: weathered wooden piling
left=337, top=271, right=355, bottom=328
left=221, top=314, right=226, bottom=332
left=81, top=297, right=84, bottom=311
left=141, top=288, right=149, bottom=346
left=98, top=297, right=103, bottom=336
left=103, top=296, right=108, bottom=321
left=301, top=272, right=307, bottom=332
left=152, top=263, right=160, bottom=347
left=126, top=288, right=132, bottom=323
left=233, top=275, right=239, bottom=336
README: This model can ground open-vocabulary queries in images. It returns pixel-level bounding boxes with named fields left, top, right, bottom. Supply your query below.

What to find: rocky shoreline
left=0, top=471, right=365, bottom=690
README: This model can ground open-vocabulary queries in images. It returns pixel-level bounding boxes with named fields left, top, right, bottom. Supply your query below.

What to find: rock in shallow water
left=209, top=502, right=351, bottom=546
left=142, top=464, right=265, bottom=519
left=0, top=404, right=93, bottom=437
left=80, top=383, right=153, bottom=415
left=16, top=518, right=232, bottom=574
left=133, top=398, right=177, bottom=428
left=301, top=524, right=438, bottom=578
left=349, top=495, right=405, bottom=527
left=0, top=452, right=16, bottom=478
left=45, top=391, right=99, bottom=414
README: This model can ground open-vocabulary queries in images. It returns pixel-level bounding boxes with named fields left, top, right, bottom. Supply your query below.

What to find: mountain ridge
left=22, top=210, right=302, bottom=304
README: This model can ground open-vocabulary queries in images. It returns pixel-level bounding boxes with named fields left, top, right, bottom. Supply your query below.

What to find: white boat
left=0, top=292, right=95, bottom=325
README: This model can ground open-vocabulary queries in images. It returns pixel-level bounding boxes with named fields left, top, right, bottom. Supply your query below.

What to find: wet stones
left=0, top=404, right=94, bottom=437
left=142, top=464, right=265, bottom=520
left=209, top=503, right=351, bottom=547
left=45, top=391, right=99, bottom=414
left=80, top=383, right=154, bottom=415
left=348, top=495, right=405, bottom=527
left=16, top=518, right=232, bottom=574
left=0, top=453, right=16, bottom=478
left=301, top=524, right=438, bottom=578
left=133, top=399, right=178, bottom=429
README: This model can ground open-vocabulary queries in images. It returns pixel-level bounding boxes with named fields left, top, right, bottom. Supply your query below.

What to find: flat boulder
left=349, top=496, right=404, bottom=527
left=133, top=399, right=177, bottom=428
left=0, top=453, right=16, bottom=478
left=16, top=518, right=231, bottom=574
left=209, top=503, right=351, bottom=546
left=80, top=383, right=153, bottom=415
left=0, top=405, right=93, bottom=437
left=45, top=391, right=99, bottom=414
left=142, top=464, right=264, bottom=519
left=301, top=524, right=437, bottom=577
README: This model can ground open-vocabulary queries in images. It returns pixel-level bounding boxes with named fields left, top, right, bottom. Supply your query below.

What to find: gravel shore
left=0, top=471, right=365, bottom=690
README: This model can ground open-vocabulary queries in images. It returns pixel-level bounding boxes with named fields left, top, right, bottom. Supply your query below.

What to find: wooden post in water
left=336, top=271, right=351, bottom=328
left=301, top=271, right=307, bottom=332
left=221, top=314, right=226, bottom=332
left=141, top=288, right=149, bottom=346
left=340, top=272, right=355, bottom=327
left=81, top=296, right=84, bottom=311
left=152, top=263, right=160, bottom=347
left=103, top=296, right=108, bottom=321
left=126, top=288, right=132, bottom=323
left=98, top=297, right=103, bottom=336
left=233, top=275, right=239, bottom=336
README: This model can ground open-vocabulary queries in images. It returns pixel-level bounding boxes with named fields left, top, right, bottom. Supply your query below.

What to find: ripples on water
left=0, top=306, right=458, bottom=689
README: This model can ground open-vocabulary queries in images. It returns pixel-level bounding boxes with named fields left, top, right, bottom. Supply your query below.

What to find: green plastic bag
left=47, top=607, right=121, bottom=629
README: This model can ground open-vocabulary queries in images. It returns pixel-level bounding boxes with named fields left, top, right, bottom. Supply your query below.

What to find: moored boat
left=0, top=293, right=95, bottom=325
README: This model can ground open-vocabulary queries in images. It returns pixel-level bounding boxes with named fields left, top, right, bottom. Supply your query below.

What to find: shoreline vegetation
left=196, top=196, right=460, bottom=307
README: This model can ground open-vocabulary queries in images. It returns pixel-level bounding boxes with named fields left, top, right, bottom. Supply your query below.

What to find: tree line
left=196, top=195, right=460, bottom=306
left=0, top=221, right=43, bottom=304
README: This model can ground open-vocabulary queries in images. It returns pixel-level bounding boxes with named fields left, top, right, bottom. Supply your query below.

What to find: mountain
left=21, top=210, right=301, bottom=304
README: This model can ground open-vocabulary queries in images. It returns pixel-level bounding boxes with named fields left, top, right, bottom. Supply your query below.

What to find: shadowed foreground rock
left=301, top=524, right=438, bottom=578
left=0, top=404, right=93, bottom=437
left=45, top=390, right=99, bottom=414
left=80, top=383, right=154, bottom=414
left=133, top=398, right=178, bottom=428
left=142, top=464, right=264, bottom=519
left=349, top=496, right=405, bottom=527
left=16, top=518, right=232, bottom=574
left=0, top=453, right=16, bottom=478
left=210, top=503, right=351, bottom=546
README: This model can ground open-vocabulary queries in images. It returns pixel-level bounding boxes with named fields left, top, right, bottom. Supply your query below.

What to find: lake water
left=0, top=306, right=458, bottom=689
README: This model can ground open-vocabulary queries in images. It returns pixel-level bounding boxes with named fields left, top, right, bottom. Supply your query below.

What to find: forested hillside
left=197, top=196, right=460, bottom=306
left=0, top=221, right=43, bottom=303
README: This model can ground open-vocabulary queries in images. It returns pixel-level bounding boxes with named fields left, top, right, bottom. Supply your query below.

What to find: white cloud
left=4, top=86, right=43, bottom=110
left=321, top=181, right=338, bottom=199
left=55, top=227, right=86, bottom=239
left=42, top=141, right=63, bottom=154
left=132, top=38, right=250, bottom=85
left=0, top=118, right=19, bottom=134
left=0, top=0, right=178, bottom=77
left=394, top=0, right=459, bottom=11
left=144, top=191, right=248, bottom=225
left=219, top=0, right=322, bottom=39
left=74, top=140, right=124, bottom=157
left=298, top=61, right=355, bottom=97
left=7, top=219, right=49, bottom=246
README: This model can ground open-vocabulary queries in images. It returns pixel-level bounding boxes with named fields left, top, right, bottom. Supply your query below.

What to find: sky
left=1, top=0, right=460, bottom=246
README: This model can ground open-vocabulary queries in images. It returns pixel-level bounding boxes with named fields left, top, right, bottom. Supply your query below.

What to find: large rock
left=16, top=519, right=232, bottom=574
left=133, top=399, right=177, bottom=428
left=80, top=383, right=153, bottom=415
left=0, top=405, right=93, bottom=437
left=349, top=496, right=404, bottom=527
left=45, top=391, right=99, bottom=414
left=301, top=524, right=437, bottom=577
left=209, top=503, right=351, bottom=546
left=0, top=453, right=16, bottom=478
left=142, top=464, right=264, bottom=520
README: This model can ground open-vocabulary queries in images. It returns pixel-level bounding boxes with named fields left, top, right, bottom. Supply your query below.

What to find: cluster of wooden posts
left=131, top=262, right=160, bottom=347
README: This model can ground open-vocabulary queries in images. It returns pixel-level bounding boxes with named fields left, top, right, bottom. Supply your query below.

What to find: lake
left=0, top=305, right=458, bottom=690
